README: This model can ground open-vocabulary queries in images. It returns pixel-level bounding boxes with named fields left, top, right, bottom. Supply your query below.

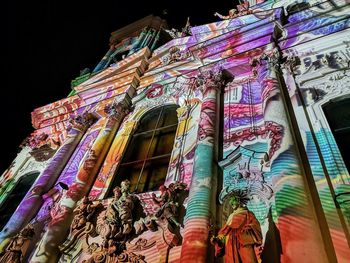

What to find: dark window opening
left=107, top=105, right=179, bottom=195
left=323, top=96, right=350, bottom=173
left=0, top=172, right=40, bottom=231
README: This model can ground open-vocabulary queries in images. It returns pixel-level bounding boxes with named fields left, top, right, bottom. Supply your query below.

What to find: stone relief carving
left=194, top=69, right=224, bottom=95
left=152, top=182, right=187, bottom=232
left=18, top=159, right=48, bottom=177
left=69, top=112, right=96, bottom=131
left=29, top=144, right=56, bottom=162
left=219, top=146, right=273, bottom=223
left=300, top=70, right=350, bottom=106
left=104, top=100, right=131, bottom=122
left=299, top=49, right=350, bottom=75
left=60, top=196, right=101, bottom=256
left=0, top=224, right=35, bottom=263
left=19, top=132, right=60, bottom=163
left=59, top=180, right=188, bottom=262
left=161, top=46, right=191, bottom=66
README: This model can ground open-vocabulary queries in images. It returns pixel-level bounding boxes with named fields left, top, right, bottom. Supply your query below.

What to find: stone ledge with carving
left=161, top=47, right=191, bottom=66
left=59, top=180, right=188, bottom=263
left=69, top=112, right=96, bottom=131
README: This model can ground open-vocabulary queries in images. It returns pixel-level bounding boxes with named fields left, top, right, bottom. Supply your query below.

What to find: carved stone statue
left=0, top=224, right=35, bottom=263
left=100, top=187, right=122, bottom=248
left=214, top=9, right=238, bottom=20
left=152, top=182, right=187, bottom=229
left=164, top=17, right=191, bottom=38
left=211, top=190, right=262, bottom=263
left=71, top=196, right=99, bottom=231
left=60, top=196, right=101, bottom=256
left=117, top=180, right=134, bottom=235
left=83, top=180, right=140, bottom=262
left=214, top=1, right=252, bottom=20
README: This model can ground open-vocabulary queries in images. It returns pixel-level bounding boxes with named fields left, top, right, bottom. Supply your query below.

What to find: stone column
left=180, top=70, right=224, bottom=263
left=270, top=48, right=340, bottom=262
left=0, top=113, right=95, bottom=248
left=30, top=98, right=130, bottom=263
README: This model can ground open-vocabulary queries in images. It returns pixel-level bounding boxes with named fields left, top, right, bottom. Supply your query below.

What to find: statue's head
left=82, top=196, right=89, bottom=204
left=227, top=189, right=249, bottom=210
left=20, top=224, right=35, bottom=238
left=229, top=9, right=237, bottom=16
left=229, top=196, right=239, bottom=210
left=121, top=180, right=131, bottom=193
left=159, top=185, right=167, bottom=192
left=113, top=186, right=121, bottom=198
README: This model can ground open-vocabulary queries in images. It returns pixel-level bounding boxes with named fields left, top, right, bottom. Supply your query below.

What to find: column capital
left=194, top=69, right=225, bottom=94
left=69, top=112, right=96, bottom=131
left=104, top=99, right=130, bottom=122
left=282, top=55, right=301, bottom=75
left=260, top=47, right=282, bottom=70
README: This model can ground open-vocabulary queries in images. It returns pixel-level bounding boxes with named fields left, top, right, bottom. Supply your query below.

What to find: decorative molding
left=219, top=146, right=273, bottom=222
left=29, top=144, right=56, bottom=162
left=161, top=46, right=191, bottom=65
left=20, top=132, right=60, bottom=151
left=104, top=99, right=131, bottom=122
left=69, top=112, right=96, bottom=131
left=194, top=69, right=225, bottom=94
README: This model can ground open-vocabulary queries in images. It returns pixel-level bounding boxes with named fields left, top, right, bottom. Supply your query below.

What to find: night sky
left=4, top=0, right=238, bottom=173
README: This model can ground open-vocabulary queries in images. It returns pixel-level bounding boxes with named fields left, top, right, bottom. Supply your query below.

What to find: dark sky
left=4, top=0, right=236, bottom=173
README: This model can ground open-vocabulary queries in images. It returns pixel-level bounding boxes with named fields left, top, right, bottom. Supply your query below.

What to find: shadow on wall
left=261, top=208, right=282, bottom=263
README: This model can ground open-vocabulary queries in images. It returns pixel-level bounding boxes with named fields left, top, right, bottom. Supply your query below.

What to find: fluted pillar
left=180, top=70, right=224, bottom=262
left=0, top=113, right=95, bottom=249
left=30, top=98, right=130, bottom=263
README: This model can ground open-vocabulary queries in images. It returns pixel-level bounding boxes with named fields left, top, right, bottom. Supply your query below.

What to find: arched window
left=0, top=172, right=40, bottom=231
left=108, top=105, right=179, bottom=195
left=323, top=96, right=350, bottom=172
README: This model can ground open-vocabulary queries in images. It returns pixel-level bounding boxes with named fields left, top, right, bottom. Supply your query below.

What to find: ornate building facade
left=0, top=0, right=349, bottom=262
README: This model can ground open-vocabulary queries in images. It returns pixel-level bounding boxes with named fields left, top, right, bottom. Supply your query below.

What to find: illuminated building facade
left=0, top=0, right=349, bottom=262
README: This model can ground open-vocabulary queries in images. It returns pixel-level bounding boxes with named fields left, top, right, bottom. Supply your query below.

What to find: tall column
left=128, top=26, right=148, bottom=55
left=30, top=98, right=130, bottom=263
left=261, top=46, right=339, bottom=261
left=180, top=70, right=224, bottom=262
left=0, top=113, right=95, bottom=248
left=150, top=28, right=161, bottom=51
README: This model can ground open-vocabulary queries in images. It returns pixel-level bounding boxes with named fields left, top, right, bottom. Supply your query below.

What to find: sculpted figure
left=116, top=180, right=134, bottom=235
left=101, top=187, right=122, bottom=247
left=152, top=183, right=187, bottom=228
left=71, top=196, right=98, bottom=231
left=214, top=9, right=237, bottom=20
left=164, top=17, right=191, bottom=38
left=214, top=1, right=252, bottom=20
left=0, top=224, right=34, bottom=263
left=82, top=180, right=140, bottom=262
left=211, top=191, right=262, bottom=263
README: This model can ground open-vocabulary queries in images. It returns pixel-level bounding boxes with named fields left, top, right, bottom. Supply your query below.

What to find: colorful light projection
left=0, top=1, right=349, bottom=262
